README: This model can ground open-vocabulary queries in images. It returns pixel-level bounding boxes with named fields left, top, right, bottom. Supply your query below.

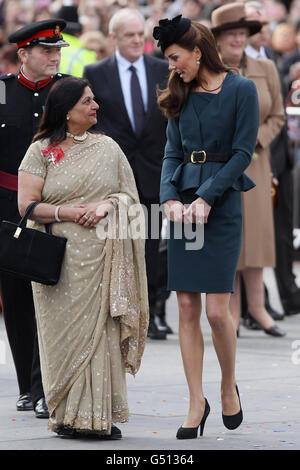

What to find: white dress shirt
left=245, top=44, right=268, bottom=59
left=115, top=50, right=148, bottom=133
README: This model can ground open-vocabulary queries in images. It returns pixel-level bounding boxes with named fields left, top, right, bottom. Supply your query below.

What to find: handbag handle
left=14, top=201, right=52, bottom=238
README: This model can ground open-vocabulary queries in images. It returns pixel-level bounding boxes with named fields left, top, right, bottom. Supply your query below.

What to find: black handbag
left=0, top=201, right=67, bottom=285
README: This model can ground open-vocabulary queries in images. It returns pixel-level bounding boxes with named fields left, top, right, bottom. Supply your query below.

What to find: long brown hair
left=158, top=21, right=231, bottom=119
left=33, top=77, right=94, bottom=145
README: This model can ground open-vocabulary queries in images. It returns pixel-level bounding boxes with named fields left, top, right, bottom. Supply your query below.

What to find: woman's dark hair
left=158, top=21, right=232, bottom=119
left=33, top=76, right=93, bottom=144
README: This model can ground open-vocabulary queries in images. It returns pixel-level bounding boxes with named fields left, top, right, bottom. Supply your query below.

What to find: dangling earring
left=66, top=114, right=70, bottom=121
left=196, top=59, right=201, bottom=65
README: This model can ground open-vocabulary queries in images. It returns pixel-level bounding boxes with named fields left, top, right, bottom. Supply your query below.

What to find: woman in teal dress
left=153, top=15, right=260, bottom=438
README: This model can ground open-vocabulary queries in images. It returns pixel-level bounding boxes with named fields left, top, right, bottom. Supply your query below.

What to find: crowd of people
left=0, top=0, right=300, bottom=441
left=1, top=0, right=300, bottom=77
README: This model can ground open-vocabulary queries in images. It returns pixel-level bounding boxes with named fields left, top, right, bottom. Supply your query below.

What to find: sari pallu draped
left=18, top=134, right=149, bottom=434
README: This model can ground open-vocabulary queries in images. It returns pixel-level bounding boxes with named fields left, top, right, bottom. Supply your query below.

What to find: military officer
left=0, top=19, right=69, bottom=418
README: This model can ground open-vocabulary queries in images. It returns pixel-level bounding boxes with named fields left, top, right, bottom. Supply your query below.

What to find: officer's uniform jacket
left=0, top=72, right=67, bottom=223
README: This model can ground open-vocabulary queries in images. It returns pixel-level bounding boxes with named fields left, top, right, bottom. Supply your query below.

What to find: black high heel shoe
left=57, top=426, right=78, bottom=439
left=222, top=385, right=243, bottom=430
left=176, top=398, right=210, bottom=439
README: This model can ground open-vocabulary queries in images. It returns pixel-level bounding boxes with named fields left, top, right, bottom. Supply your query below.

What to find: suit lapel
left=144, top=56, right=157, bottom=123
left=245, top=55, right=266, bottom=79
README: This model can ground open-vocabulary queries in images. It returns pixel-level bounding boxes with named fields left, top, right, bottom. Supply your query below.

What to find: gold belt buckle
left=191, top=150, right=207, bottom=164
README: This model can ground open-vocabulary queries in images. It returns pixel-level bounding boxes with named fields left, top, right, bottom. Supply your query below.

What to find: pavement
left=0, top=266, right=300, bottom=455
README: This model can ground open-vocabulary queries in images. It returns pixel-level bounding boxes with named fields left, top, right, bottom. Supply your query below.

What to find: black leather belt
left=183, top=151, right=232, bottom=164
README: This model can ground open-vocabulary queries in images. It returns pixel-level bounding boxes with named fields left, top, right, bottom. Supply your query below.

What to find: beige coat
left=237, top=55, right=285, bottom=270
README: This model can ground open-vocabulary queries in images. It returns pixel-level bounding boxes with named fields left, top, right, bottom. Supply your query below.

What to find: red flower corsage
left=42, top=143, right=64, bottom=165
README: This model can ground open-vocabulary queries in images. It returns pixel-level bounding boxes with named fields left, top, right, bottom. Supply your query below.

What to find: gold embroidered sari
left=19, top=133, right=149, bottom=434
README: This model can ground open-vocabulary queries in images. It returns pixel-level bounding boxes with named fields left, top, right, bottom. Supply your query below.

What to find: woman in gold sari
left=17, top=76, right=149, bottom=439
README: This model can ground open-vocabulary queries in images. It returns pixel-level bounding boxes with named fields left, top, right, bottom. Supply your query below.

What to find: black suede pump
left=222, top=385, right=243, bottom=430
left=176, top=398, right=210, bottom=439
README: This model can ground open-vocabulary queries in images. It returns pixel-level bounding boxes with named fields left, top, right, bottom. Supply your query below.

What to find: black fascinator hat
left=153, top=15, right=191, bottom=53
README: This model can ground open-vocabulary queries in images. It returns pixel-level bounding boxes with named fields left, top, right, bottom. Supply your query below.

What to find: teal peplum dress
left=160, top=71, right=259, bottom=293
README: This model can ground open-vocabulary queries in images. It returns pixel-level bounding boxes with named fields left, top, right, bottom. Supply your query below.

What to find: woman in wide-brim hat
left=211, top=2, right=286, bottom=337
left=211, top=2, right=262, bottom=37
left=153, top=14, right=260, bottom=438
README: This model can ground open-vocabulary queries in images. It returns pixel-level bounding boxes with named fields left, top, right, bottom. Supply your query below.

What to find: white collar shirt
left=115, top=50, right=148, bottom=132
left=245, top=44, right=268, bottom=59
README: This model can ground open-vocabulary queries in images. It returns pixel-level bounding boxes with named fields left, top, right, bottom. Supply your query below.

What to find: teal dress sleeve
left=160, top=118, right=184, bottom=203
left=195, top=79, right=259, bottom=206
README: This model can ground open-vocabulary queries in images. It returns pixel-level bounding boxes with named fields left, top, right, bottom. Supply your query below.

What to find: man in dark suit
left=84, top=8, right=170, bottom=339
left=0, top=19, right=69, bottom=417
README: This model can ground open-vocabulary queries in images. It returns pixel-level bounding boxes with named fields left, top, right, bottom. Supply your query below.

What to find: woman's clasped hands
left=73, top=200, right=115, bottom=227
left=164, top=197, right=211, bottom=224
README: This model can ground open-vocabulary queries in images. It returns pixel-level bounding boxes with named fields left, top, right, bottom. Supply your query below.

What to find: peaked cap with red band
left=8, top=19, right=69, bottom=49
